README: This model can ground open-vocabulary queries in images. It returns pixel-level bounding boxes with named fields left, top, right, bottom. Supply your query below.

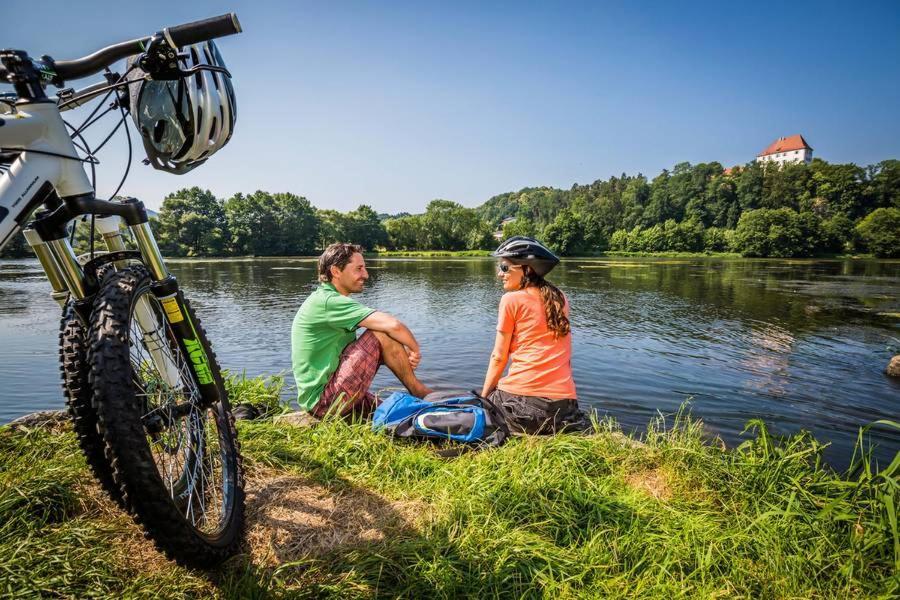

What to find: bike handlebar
left=53, top=38, right=150, bottom=82
left=51, top=13, right=241, bottom=83
left=164, top=13, right=242, bottom=48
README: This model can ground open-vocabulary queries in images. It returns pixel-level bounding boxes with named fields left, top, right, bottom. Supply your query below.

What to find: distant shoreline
left=1, top=251, right=887, bottom=262
left=366, top=250, right=884, bottom=260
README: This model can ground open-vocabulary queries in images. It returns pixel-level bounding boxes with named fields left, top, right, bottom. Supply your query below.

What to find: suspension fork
left=127, top=218, right=223, bottom=409
left=91, top=215, right=182, bottom=390
left=24, top=193, right=222, bottom=408
left=22, top=226, right=74, bottom=308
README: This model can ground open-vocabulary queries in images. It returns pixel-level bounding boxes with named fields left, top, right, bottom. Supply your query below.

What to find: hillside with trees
left=476, top=159, right=899, bottom=257
left=2, top=158, right=898, bottom=259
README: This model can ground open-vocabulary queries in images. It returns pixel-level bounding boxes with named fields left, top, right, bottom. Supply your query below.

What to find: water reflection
left=1, top=256, right=897, bottom=468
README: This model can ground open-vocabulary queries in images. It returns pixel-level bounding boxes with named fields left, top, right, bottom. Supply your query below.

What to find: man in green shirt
left=291, top=242, right=432, bottom=417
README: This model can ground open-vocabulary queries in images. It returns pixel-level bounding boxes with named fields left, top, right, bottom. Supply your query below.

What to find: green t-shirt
left=291, top=282, right=375, bottom=411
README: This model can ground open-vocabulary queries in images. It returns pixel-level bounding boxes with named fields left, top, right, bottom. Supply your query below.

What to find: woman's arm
left=481, top=329, right=513, bottom=397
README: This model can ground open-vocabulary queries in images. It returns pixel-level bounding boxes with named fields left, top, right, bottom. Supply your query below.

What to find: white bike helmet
left=127, top=40, right=236, bottom=174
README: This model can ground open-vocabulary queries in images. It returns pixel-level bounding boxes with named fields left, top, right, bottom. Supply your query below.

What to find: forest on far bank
left=3, top=158, right=898, bottom=259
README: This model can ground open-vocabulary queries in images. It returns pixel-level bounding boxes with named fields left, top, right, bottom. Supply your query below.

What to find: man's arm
left=358, top=311, right=422, bottom=368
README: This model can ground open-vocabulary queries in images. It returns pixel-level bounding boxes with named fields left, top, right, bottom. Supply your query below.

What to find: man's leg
left=370, top=330, right=433, bottom=398
left=313, top=332, right=382, bottom=419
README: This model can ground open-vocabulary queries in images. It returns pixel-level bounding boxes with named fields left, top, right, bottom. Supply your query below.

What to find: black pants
left=488, top=389, right=591, bottom=435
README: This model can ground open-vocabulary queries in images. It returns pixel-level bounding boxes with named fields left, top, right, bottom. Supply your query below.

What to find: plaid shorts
left=312, top=330, right=383, bottom=419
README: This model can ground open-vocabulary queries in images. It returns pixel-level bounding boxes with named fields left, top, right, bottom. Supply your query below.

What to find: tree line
left=479, top=159, right=899, bottom=258
left=1, top=158, right=898, bottom=259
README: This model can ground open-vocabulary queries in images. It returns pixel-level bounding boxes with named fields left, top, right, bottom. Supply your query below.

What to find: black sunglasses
left=498, top=263, right=522, bottom=273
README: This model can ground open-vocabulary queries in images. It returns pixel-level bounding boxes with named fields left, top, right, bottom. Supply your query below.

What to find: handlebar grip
left=164, top=13, right=242, bottom=48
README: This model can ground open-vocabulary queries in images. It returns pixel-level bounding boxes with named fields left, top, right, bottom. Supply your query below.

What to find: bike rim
left=127, top=287, right=235, bottom=537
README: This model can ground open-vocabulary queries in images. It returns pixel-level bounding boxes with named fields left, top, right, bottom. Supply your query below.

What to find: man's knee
left=369, top=329, right=397, bottom=350
left=369, top=330, right=408, bottom=365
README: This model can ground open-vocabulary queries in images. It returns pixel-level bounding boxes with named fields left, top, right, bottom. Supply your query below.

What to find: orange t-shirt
left=496, top=288, right=577, bottom=400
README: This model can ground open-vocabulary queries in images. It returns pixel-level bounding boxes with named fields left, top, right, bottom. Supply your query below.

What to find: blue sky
left=4, top=1, right=900, bottom=212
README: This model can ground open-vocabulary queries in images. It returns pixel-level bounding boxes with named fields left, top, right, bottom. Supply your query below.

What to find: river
left=1, top=256, right=897, bottom=468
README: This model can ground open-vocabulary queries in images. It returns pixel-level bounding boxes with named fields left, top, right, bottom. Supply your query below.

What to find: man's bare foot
left=411, top=384, right=434, bottom=398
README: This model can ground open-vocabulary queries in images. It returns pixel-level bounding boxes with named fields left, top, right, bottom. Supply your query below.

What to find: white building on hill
left=756, top=134, right=813, bottom=165
left=493, top=217, right=517, bottom=241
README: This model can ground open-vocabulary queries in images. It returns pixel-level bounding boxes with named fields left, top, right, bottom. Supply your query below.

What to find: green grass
left=1, top=380, right=897, bottom=598
left=224, top=370, right=291, bottom=418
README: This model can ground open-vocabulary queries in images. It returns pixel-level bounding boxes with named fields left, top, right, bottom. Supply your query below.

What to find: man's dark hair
left=318, top=243, right=364, bottom=282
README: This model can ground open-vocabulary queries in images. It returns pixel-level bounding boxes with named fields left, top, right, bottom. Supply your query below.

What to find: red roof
left=758, top=134, right=813, bottom=157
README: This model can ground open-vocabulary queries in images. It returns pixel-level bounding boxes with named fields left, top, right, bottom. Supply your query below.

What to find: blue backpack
left=373, top=390, right=510, bottom=447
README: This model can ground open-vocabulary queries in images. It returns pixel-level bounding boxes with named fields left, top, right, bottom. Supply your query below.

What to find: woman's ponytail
left=520, top=267, right=570, bottom=338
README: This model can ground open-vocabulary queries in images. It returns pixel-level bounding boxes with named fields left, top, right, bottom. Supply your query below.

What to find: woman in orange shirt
left=480, top=237, right=589, bottom=434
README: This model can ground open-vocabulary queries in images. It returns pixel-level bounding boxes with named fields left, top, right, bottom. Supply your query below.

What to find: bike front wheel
left=87, top=265, right=244, bottom=568
left=60, top=275, right=124, bottom=508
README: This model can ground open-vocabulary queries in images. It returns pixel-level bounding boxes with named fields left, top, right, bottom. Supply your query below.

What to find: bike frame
left=0, top=92, right=221, bottom=404
left=0, top=13, right=246, bottom=566
left=0, top=100, right=93, bottom=248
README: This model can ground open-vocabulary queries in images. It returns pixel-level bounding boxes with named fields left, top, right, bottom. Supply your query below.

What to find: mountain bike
left=0, top=14, right=245, bottom=568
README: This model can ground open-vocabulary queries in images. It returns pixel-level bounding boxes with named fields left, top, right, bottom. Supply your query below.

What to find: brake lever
left=144, top=63, right=231, bottom=82
left=138, top=34, right=231, bottom=81
left=177, top=64, right=231, bottom=79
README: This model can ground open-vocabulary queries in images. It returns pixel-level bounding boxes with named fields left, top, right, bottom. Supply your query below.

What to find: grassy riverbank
left=1, top=380, right=897, bottom=598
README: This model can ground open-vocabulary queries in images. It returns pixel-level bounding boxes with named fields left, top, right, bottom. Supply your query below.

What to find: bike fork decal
left=180, top=309, right=213, bottom=386
left=161, top=296, right=184, bottom=323
left=183, top=336, right=214, bottom=385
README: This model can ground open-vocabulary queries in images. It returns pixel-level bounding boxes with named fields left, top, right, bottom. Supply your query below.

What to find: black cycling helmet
left=493, top=236, right=560, bottom=277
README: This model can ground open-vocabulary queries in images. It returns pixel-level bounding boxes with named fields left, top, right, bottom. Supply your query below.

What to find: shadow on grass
left=209, top=442, right=647, bottom=600
left=210, top=455, right=430, bottom=598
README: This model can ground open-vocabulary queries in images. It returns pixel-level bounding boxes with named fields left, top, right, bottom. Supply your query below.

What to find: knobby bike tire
left=87, top=265, right=245, bottom=568
left=59, top=265, right=124, bottom=508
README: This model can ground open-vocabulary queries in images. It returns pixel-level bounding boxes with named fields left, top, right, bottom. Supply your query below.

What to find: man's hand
left=407, top=347, right=421, bottom=370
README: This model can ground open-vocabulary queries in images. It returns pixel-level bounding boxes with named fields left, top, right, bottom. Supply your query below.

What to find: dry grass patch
left=68, top=461, right=430, bottom=576
left=245, top=470, right=427, bottom=566
left=625, top=467, right=672, bottom=501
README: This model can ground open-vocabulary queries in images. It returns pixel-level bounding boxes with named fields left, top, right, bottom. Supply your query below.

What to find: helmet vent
left=190, top=47, right=202, bottom=88
left=153, top=120, right=166, bottom=143
left=203, top=46, right=221, bottom=91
